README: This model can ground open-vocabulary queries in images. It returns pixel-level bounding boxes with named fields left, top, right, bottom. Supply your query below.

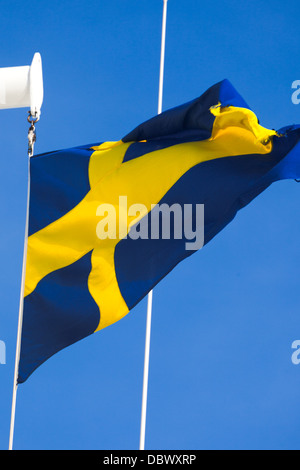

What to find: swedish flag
left=18, top=80, right=300, bottom=383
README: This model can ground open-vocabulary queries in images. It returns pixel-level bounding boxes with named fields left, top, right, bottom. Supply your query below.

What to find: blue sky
left=0, top=0, right=300, bottom=450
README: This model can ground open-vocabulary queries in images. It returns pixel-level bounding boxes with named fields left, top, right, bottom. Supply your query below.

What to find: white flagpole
left=8, top=117, right=38, bottom=450
left=8, top=160, right=30, bottom=451
left=157, top=0, right=168, bottom=116
left=139, top=0, right=168, bottom=451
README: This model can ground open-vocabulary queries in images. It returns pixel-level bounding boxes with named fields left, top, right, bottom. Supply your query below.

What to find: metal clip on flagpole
left=0, top=53, right=44, bottom=450
left=139, top=0, right=168, bottom=451
left=27, top=112, right=38, bottom=157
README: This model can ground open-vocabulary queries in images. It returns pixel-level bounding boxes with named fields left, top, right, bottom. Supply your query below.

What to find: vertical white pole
left=157, top=0, right=168, bottom=116
left=8, top=137, right=33, bottom=450
left=139, top=0, right=168, bottom=451
left=139, top=290, right=153, bottom=451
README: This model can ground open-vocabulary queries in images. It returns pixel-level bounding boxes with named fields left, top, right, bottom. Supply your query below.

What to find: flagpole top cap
left=29, top=53, right=43, bottom=120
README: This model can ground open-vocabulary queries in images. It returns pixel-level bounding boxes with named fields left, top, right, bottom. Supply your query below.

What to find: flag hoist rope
left=139, top=0, right=168, bottom=451
left=8, top=113, right=38, bottom=450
